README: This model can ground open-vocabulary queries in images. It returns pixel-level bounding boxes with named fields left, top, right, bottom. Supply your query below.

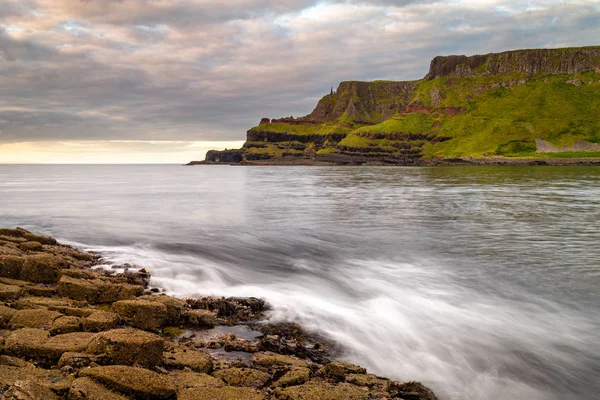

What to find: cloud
left=0, top=0, right=598, bottom=146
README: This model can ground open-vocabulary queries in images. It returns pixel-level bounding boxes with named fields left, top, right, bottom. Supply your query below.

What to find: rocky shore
left=0, top=227, right=437, bottom=400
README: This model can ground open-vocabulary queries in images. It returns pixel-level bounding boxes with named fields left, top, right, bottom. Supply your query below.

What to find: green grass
left=248, top=122, right=351, bottom=136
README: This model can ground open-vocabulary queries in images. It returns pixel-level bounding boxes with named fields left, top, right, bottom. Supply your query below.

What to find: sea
left=1, top=164, right=599, bottom=400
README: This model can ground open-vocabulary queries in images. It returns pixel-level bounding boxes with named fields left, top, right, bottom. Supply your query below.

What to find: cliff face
left=196, top=45, right=600, bottom=165
left=425, top=46, right=600, bottom=79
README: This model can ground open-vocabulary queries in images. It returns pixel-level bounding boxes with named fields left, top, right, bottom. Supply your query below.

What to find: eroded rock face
left=80, top=366, right=177, bottom=400
left=87, top=328, right=165, bottom=368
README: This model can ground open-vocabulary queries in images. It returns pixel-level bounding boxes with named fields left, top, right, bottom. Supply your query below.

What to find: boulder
left=163, top=345, right=212, bottom=373
left=321, top=361, right=366, bottom=379
left=273, top=381, right=369, bottom=400
left=58, top=276, right=143, bottom=304
left=3, top=380, right=60, bottom=400
left=0, top=282, right=24, bottom=300
left=138, top=295, right=185, bottom=325
left=5, top=328, right=94, bottom=362
left=212, top=367, right=271, bottom=389
left=273, top=367, right=311, bottom=387
left=186, top=309, right=217, bottom=327
left=169, top=371, right=223, bottom=391
left=82, top=311, right=120, bottom=332
left=50, top=315, right=82, bottom=335
left=178, top=387, right=265, bottom=400
left=112, top=299, right=169, bottom=331
left=87, top=328, right=164, bottom=368
left=68, top=377, right=130, bottom=400
left=59, top=352, right=99, bottom=369
left=0, top=255, right=25, bottom=279
left=20, top=254, right=64, bottom=283
left=9, top=309, right=62, bottom=329
left=0, top=305, right=17, bottom=327
left=19, top=241, right=44, bottom=252
left=79, top=365, right=176, bottom=400
left=345, top=373, right=391, bottom=392
left=252, top=352, right=309, bottom=369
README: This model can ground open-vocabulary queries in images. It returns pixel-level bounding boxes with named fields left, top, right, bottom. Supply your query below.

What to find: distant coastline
left=189, top=45, right=600, bottom=167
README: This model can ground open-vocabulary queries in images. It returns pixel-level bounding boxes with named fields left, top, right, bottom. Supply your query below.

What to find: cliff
left=192, top=45, right=600, bottom=165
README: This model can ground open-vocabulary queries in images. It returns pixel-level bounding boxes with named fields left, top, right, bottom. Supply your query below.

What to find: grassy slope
left=246, top=71, right=600, bottom=158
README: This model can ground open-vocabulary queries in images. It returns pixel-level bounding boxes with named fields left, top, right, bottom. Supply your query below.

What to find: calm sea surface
left=1, top=164, right=599, bottom=399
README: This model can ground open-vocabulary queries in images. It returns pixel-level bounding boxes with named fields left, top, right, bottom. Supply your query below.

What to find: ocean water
left=1, top=164, right=599, bottom=400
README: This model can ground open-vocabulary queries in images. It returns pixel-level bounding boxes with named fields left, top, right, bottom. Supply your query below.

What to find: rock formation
left=189, top=45, right=600, bottom=165
left=0, top=227, right=437, bottom=399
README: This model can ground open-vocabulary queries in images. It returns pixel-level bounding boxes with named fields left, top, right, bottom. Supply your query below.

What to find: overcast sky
left=1, top=0, right=599, bottom=162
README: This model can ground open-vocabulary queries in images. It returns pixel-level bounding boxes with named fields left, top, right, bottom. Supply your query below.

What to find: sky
left=1, top=0, right=599, bottom=163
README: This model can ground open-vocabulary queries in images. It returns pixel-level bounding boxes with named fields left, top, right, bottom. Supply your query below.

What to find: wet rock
left=392, top=381, right=438, bottom=400
left=321, top=361, right=366, bottom=380
left=20, top=254, right=64, bottom=283
left=3, top=380, right=60, bottom=400
left=186, top=309, right=217, bottom=327
left=178, top=387, right=265, bottom=400
left=138, top=295, right=185, bottom=324
left=58, top=276, right=143, bottom=305
left=58, top=352, right=99, bottom=369
left=345, top=373, right=391, bottom=392
left=273, top=381, right=369, bottom=400
left=5, top=329, right=94, bottom=363
left=0, top=306, right=17, bottom=327
left=9, top=309, right=62, bottom=329
left=0, top=283, right=24, bottom=300
left=68, top=377, right=130, bottom=400
left=252, top=352, right=310, bottom=369
left=112, top=299, right=169, bottom=331
left=82, top=311, right=119, bottom=332
left=169, top=370, right=224, bottom=391
left=19, top=241, right=44, bottom=252
left=163, top=345, right=213, bottom=373
left=50, top=315, right=82, bottom=335
left=273, top=367, right=311, bottom=387
left=0, top=255, right=25, bottom=279
left=87, top=328, right=164, bottom=368
left=212, top=367, right=271, bottom=388
left=188, top=297, right=266, bottom=322
left=79, top=365, right=176, bottom=400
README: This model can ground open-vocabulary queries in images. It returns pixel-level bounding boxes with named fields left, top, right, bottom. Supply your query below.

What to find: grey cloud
left=0, top=1, right=599, bottom=144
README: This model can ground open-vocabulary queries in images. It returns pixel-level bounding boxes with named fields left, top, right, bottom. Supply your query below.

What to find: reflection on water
left=1, top=164, right=599, bottom=400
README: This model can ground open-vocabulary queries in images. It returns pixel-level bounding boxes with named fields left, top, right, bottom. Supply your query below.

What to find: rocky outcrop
left=425, top=46, right=600, bottom=79
left=0, top=227, right=438, bottom=399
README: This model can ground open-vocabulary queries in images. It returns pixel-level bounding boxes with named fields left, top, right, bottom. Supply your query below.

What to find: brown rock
left=50, top=315, right=82, bottom=335
left=178, top=387, right=265, bottom=400
left=0, top=305, right=17, bottom=328
left=19, top=241, right=44, bottom=252
left=112, top=299, right=169, bottom=331
left=87, top=328, right=164, bottom=368
left=58, top=276, right=143, bottom=304
left=59, top=352, right=99, bottom=369
left=4, top=380, right=60, bottom=400
left=9, top=309, right=62, bottom=329
left=170, top=370, right=224, bottom=391
left=41, top=332, right=96, bottom=361
left=68, top=377, right=130, bottom=400
left=5, top=328, right=94, bottom=362
left=273, top=367, right=311, bottom=388
left=79, top=365, right=176, bottom=400
left=20, top=254, right=64, bottom=283
left=0, top=283, right=24, bottom=300
left=163, top=345, right=212, bottom=373
left=252, top=352, right=309, bottom=368
left=187, top=309, right=217, bottom=327
left=321, top=361, right=366, bottom=379
left=212, top=367, right=271, bottom=389
left=82, top=311, right=120, bottom=332
left=273, top=381, right=369, bottom=400
left=138, top=295, right=185, bottom=325
left=0, top=255, right=25, bottom=279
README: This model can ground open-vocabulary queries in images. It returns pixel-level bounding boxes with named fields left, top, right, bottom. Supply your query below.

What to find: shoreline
left=187, top=156, right=600, bottom=167
left=0, top=227, right=438, bottom=400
